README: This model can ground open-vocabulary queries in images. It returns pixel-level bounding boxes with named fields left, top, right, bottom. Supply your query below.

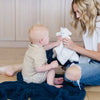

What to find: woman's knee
left=65, top=65, right=81, bottom=81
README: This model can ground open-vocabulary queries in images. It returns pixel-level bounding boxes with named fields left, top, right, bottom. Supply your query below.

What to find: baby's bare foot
left=54, top=85, right=63, bottom=88
left=54, top=78, right=64, bottom=85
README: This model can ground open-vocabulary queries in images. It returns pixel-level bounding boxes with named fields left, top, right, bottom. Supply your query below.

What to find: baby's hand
left=57, top=35, right=62, bottom=42
left=50, top=61, right=58, bottom=69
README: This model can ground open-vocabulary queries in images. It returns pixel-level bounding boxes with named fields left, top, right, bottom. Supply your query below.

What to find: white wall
left=0, top=0, right=83, bottom=47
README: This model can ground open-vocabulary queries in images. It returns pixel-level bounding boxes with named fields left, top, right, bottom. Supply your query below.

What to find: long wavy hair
left=70, top=0, right=100, bottom=36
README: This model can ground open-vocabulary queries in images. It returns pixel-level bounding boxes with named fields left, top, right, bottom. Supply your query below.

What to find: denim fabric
left=64, top=59, right=100, bottom=86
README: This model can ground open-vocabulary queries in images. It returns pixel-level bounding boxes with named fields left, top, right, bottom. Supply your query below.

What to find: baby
left=22, top=24, right=63, bottom=88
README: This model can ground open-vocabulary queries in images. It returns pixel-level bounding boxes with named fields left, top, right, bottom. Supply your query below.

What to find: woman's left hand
left=62, top=38, right=77, bottom=50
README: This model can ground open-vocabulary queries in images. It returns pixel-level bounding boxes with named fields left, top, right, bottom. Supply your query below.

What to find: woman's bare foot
left=54, top=78, right=64, bottom=85
left=0, top=64, right=22, bottom=76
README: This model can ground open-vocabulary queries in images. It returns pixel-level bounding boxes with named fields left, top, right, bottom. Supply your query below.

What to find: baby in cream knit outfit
left=22, top=24, right=63, bottom=88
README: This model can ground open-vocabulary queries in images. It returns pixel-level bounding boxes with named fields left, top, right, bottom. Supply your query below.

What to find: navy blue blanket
left=0, top=72, right=86, bottom=100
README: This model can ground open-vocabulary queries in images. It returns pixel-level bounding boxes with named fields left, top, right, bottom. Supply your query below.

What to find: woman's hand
left=62, top=38, right=77, bottom=50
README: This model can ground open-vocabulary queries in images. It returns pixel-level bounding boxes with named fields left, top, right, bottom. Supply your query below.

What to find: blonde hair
left=70, top=0, right=100, bottom=36
left=28, top=24, right=48, bottom=43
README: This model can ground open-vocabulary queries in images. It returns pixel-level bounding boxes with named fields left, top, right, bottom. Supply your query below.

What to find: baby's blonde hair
left=70, top=0, right=100, bottom=36
left=28, top=24, right=48, bottom=43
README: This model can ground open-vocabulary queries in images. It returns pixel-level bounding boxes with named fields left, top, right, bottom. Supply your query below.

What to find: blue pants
left=65, top=59, right=100, bottom=86
left=46, top=49, right=100, bottom=86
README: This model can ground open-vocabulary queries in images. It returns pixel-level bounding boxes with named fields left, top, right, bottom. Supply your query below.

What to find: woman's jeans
left=46, top=49, right=100, bottom=87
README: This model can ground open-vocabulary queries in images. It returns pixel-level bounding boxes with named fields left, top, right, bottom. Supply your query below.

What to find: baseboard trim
left=0, top=41, right=30, bottom=47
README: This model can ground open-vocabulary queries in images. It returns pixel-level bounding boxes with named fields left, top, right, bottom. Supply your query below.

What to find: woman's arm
left=63, top=38, right=100, bottom=61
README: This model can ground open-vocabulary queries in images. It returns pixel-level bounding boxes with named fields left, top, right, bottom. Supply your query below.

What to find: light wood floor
left=1, top=48, right=100, bottom=100
left=0, top=48, right=27, bottom=83
left=0, top=47, right=64, bottom=83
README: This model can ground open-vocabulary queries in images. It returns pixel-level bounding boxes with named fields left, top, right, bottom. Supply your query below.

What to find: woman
left=63, top=0, right=100, bottom=87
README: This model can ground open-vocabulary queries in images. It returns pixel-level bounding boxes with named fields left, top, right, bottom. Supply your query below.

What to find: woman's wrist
left=72, top=43, right=79, bottom=51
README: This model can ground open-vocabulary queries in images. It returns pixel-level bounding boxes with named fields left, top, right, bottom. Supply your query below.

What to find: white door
left=0, top=0, right=15, bottom=40
left=40, top=0, right=65, bottom=41
left=16, top=0, right=40, bottom=41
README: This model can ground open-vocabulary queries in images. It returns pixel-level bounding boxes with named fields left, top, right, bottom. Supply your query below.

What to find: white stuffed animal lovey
left=53, top=27, right=79, bottom=65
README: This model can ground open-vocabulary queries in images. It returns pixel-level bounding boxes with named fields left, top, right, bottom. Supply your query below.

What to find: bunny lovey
left=53, top=28, right=79, bottom=65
